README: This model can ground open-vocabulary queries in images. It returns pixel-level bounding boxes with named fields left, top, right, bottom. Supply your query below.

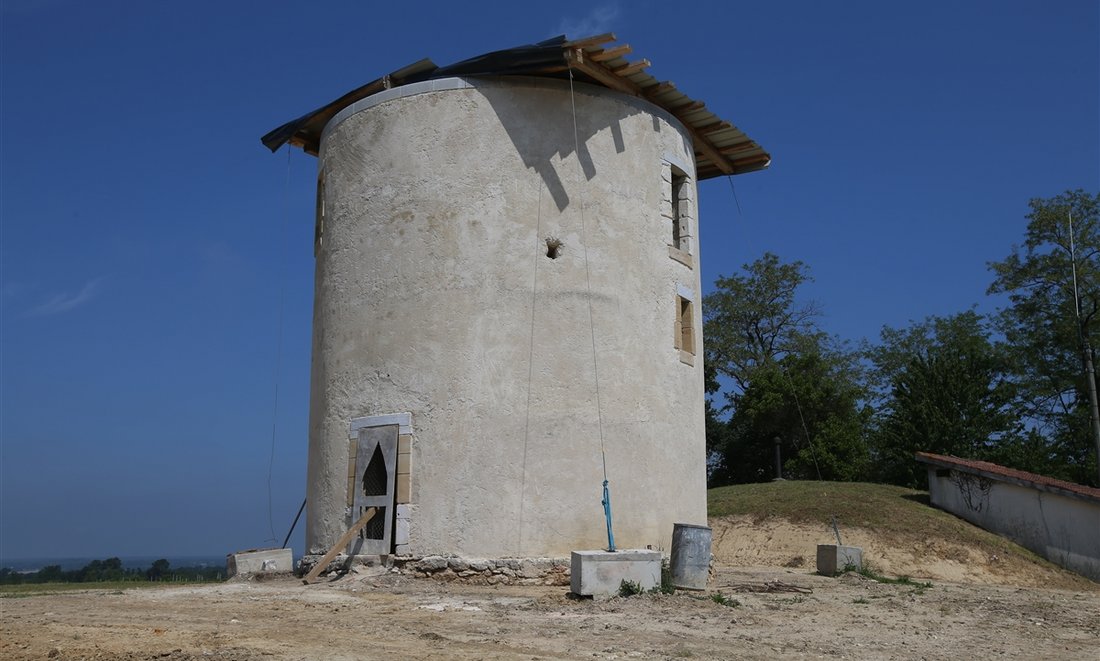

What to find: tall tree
left=703, top=252, right=823, bottom=396
left=989, top=189, right=1100, bottom=485
left=713, top=348, right=871, bottom=484
left=866, top=312, right=1018, bottom=487
left=704, top=253, right=870, bottom=485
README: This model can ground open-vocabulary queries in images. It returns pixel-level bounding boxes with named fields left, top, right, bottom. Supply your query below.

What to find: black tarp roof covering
left=260, top=36, right=572, bottom=154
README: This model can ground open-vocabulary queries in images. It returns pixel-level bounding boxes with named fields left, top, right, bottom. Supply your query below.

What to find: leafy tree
left=704, top=253, right=870, bottom=484
left=36, top=565, right=63, bottom=583
left=713, top=348, right=871, bottom=484
left=989, top=189, right=1100, bottom=485
left=147, top=558, right=171, bottom=581
left=867, top=312, right=1017, bottom=487
left=703, top=252, right=823, bottom=395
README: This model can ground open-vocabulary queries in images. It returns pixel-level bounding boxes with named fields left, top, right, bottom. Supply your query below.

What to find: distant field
left=0, top=580, right=214, bottom=598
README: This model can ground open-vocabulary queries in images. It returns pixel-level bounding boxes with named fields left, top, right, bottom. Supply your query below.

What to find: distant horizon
left=0, top=552, right=302, bottom=573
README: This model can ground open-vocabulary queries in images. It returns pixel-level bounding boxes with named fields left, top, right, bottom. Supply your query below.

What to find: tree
left=866, top=312, right=1018, bottom=487
left=704, top=253, right=870, bottom=485
left=147, top=558, right=171, bottom=581
left=703, top=252, right=823, bottom=395
left=712, top=348, right=871, bottom=484
left=989, top=189, right=1100, bottom=485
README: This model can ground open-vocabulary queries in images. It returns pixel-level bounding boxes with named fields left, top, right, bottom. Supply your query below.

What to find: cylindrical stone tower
left=306, top=75, right=708, bottom=558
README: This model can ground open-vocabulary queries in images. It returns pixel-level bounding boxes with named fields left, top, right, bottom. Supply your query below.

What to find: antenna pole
left=1068, top=210, right=1100, bottom=484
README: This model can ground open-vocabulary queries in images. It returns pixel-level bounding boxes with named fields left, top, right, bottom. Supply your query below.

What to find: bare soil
left=3, top=558, right=1097, bottom=660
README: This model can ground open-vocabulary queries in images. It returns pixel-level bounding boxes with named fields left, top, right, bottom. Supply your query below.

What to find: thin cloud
left=28, top=277, right=106, bottom=316
left=556, top=5, right=621, bottom=39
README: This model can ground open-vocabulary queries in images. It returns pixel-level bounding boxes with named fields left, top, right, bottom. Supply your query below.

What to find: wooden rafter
left=589, top=45, right=632, bottom=62
left=563, top=47, right=735, bottom=175
left=612, top=59, right=651, bottom=77
left=564, top=33, right=617, bottom=49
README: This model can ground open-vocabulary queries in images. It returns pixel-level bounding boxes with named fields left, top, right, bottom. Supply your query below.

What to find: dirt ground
left=3, top=562, right=1098, bottom=661
left=709, top=515, right=1096, bottom=590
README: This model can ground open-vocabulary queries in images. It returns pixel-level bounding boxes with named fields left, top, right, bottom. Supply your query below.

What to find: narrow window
left=677, top=295, right=695, bottom=356
left=314, top=171, right=325, bottom=256
left=671, top=171, right=687, bottom=250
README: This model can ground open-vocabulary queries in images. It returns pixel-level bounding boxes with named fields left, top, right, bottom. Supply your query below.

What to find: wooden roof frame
left=263, top=33, right=771, bottom=180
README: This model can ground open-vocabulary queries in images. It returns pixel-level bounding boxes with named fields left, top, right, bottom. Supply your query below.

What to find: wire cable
left=518, top=175, right=545, bottom=553
left=567, top=68, right=614, bottom=551
left=266, top=145, right=292, bottom=544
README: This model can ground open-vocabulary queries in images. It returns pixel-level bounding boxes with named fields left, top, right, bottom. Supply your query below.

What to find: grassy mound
left=706, top=480, right=1094, bottom=588
left=708, top=481, right=939, bottom=535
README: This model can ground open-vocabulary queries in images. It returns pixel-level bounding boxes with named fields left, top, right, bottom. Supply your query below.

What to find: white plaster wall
left=927, top=469, right=1100, bottom=581
left=305, top=77, right=708, bottom=558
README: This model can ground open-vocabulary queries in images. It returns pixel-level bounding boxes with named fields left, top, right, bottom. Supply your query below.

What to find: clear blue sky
left=1, top=1, right=1097, bottom=560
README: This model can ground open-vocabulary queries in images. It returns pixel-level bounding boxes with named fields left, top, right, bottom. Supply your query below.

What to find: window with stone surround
left=666, top=162, right=693, bottom=268
left=674, top=293, right=695, bottom=366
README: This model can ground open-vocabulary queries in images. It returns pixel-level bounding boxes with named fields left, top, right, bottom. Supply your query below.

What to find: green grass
left=0, top=580, right=217, bottom=598
left=709, top=593, right=740, bottom=607
left=709, top=481, right=933, bottom=532
left=841, top=562, right=934, bottom=593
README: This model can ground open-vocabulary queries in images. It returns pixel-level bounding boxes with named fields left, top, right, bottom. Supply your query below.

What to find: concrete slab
left=570, top=549, right=661, bottom=597
left=816, top=544, right=863, bottom=576
left=227, top=548, right=294, bottom=577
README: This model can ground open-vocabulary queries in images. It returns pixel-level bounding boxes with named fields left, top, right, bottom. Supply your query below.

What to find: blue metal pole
left=602, top=479, right=616, bottom=552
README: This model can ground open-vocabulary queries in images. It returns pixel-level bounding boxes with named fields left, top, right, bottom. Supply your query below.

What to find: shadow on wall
left=479, top=81, right=645, bottom=212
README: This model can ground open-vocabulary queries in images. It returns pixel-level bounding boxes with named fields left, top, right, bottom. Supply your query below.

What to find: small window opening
left=314, top=171, right=325, bottom=256
left=671, top=172, right=687, bottom=250
left=677, top=295, right=695, bottom=355
left=545, top=236, right=563, bottom=259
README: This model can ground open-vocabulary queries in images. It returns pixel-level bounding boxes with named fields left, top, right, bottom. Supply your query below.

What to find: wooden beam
left=589, top=45, right=632, bottom=62
left=302, top=507, right=377, bottom=584
left=719, top=141, right=759, bottom=155
left=612, top=59, right=651, bottom=77
left=670, top=100, right=706, bottom=113
left=564, top=50, right=735, bottom=175
left=564, top=49, right=639, bottom=96
left=564, top=33, right=617, bottom=49
left=698, top=121, right=733, bottom=135
left=646, top=81, right=677, bottom=96
left=732, top=154, right=771, bottom=166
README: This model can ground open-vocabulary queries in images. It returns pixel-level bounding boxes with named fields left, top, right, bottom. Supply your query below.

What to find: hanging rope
left=567, top=68, right=615, bottom=551
left=266, top=145, right=293, bottom=544
left=518, top=174, right=546, bottom=553
left=725, top=175, right=743, bottom=216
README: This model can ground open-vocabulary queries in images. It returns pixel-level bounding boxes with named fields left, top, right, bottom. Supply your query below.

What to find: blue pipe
left=601, top=479, right=616, bottom=552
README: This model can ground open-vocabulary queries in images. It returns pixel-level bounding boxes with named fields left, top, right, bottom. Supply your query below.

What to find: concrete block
left=816, top=544, right=863, bottom=575
left=226, top=548, right=294, bottom=577
left=398, top=434, right=412, bottom=453
left=395, top=517, right=410, bottom=545
left=570, top=549, right=660, bottom=597
left=396, top=504, right=411, bottom=519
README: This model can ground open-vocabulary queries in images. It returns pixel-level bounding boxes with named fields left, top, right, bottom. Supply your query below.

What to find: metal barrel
left=669, top=522, right=712, bottom=590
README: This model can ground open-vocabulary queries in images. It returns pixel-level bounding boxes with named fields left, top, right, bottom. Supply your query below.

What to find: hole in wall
left=545, top=236, right=563, bottom=259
